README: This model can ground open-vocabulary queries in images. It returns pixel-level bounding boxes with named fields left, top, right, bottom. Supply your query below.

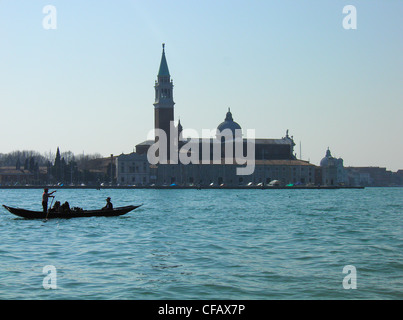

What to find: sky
left=0, top=0, right=402, bottom=171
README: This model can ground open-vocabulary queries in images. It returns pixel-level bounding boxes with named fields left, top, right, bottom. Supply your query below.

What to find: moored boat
left=2, top=204, right=142, bottom=219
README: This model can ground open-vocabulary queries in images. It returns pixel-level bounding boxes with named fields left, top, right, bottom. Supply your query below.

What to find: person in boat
left=42, top=188, right=56, bottom=213
left=61, top=201, right=70, bottom=213
left=102, top=197, right=113, bottom=210
left=52, top=201, right=61, bottom=213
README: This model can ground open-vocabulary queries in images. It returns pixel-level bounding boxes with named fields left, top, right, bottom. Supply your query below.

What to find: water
left=0, top=187, right=402, bottom=300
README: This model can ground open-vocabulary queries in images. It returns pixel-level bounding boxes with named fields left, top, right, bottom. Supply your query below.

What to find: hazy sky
left=0, top=0, right=402, bottom=171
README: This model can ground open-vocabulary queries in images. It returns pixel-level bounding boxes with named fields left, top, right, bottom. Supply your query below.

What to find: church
left=116, top=45, right=324, bottom=187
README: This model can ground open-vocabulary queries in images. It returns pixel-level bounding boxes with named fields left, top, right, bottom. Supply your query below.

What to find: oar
left=44, top=196, right=55, bottom=221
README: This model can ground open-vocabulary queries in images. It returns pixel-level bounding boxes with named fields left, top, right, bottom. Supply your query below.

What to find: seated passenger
left=52, top=201, right=61, bottom=213
left=102, top=197, right=113, bottom=210
left=61, top=201, right=70, bottom=213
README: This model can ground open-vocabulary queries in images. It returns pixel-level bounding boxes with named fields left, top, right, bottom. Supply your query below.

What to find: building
left=345, top=166, right=397, bottom=187
left=0, top=166, right=47, bottom=186
left=144, top=158, right=316, bottom=187
left=136, top=44, right=298, bottom=161
left=153, top=43, right=175, bottom=159
left=319, top=148, right=346, bottom=186
left=117, top=44, right=323, bottom=187
left=116, top=153, right=150, bottom=186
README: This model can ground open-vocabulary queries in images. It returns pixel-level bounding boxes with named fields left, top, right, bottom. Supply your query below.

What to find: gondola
left=2, top=204, right=142, bottom=219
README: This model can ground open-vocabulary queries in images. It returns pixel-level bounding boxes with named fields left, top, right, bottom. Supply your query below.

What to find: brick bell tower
left=154, top=43, right=175, bottom=159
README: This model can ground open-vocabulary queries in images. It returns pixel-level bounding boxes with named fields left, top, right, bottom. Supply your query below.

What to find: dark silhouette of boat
left=2, top=204, right=142, bottom=219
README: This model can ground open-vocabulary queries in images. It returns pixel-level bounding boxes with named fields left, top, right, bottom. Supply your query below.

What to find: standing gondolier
left=42, top=188, right=56, bottom=213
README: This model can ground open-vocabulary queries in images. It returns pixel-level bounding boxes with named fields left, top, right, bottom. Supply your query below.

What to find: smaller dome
left=217, top=108, right=242, bottom=136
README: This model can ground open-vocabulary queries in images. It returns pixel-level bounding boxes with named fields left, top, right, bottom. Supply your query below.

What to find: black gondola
left=2, top=204, right=142, bottom=219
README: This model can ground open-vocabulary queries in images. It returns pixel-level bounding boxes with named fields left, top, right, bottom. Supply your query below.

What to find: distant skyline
left=0, top=1, right=402, bottom=171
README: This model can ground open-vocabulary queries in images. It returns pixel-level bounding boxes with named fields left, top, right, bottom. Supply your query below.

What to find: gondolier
left=42, top=188, right=56, bottom=213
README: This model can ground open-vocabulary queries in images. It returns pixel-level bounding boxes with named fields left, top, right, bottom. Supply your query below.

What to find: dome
left=320, top=148, right=332, bottom=167
left=217, top=108, right=242, bottom=136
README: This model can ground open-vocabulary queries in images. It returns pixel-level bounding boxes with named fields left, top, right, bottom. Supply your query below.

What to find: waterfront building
left=116, top=153, right=150, bottom=186
left=345, top=166, right=397, bottom=187
left=319, top=148, right=346, bottom=186
left=116, top=44, right=326, bottom=187
left=0, top=167, right=47, bottom=186
left=135, top=45, right=297, bottom=160
left=147, top=159, right=316, bottom=187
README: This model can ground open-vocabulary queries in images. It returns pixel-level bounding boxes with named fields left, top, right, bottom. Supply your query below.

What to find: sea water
left=0, top=187, right=402, bottom=300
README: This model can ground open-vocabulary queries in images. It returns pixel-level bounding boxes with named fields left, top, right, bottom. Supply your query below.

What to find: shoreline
left=0, top=185, right=365, bottom=190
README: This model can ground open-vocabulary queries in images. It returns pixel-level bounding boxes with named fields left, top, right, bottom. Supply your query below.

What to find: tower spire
left=158, top=43, right=170, bottom=77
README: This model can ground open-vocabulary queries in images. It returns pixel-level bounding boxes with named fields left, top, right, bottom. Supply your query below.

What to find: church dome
left=217, top=108, right=242, bottom=136
left=320, top=148, right=333, bottom=167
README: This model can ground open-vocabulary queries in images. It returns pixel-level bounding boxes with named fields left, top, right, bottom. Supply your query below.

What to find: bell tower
left=154, top=43, right=175, bottom=159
